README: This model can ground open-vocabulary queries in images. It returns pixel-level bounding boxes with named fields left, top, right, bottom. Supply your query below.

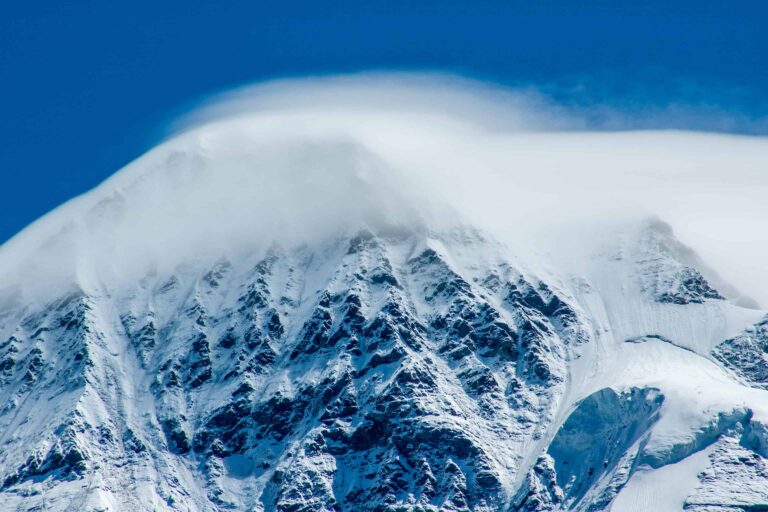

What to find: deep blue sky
left=1, top=1, right=767, bottom=244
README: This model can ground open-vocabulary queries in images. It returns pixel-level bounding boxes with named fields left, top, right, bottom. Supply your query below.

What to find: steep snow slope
left=1, top=118, right=767, bottom=511
left=0, top=224, right=585, bottom=511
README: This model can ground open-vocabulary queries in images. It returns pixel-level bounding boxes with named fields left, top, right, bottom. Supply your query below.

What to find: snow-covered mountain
left=1, top=117, right=767, bottom=512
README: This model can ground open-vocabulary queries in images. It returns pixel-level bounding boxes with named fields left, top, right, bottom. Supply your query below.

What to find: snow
left=611, top=444, right=714, bottom=512
left=1, top=75, right=768, bottom=510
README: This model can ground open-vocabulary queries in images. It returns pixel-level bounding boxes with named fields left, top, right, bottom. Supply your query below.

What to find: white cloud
left=2, top=73, right=767, bottom=306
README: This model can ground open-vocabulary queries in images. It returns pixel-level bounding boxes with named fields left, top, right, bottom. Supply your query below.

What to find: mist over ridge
left=2, top=73, right=766, bottom=305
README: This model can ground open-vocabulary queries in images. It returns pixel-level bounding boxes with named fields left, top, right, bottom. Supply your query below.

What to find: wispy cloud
left=3, top=73, right=767, bottom=305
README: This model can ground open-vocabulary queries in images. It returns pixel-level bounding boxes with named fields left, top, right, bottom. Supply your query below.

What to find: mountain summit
left=1, top=115, right=767, bottom=512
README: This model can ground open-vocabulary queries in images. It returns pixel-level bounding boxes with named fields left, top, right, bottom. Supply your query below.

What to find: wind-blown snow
left=2, top=74, right=766, bottom=306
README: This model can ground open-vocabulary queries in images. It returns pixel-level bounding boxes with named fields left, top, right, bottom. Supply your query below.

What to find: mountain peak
left=0, top=119, right=459, bottom=300
left=2, top=84, right=768, bottom=510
